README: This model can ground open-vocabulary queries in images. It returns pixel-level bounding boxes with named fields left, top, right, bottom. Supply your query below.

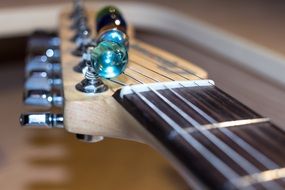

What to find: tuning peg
left=28, top=49, right=61, bottom=64
left=23, top=90, right=63, bottom=108
left=28, top=34, right=60, bottom=53
left=70, top=0, right=85, bottom=20
left=72, top=37, right=95, bottom=57
left=25, top=56, right=61, bottom=77
left=20, top=112, right=64, bottom=128
left=25, top=71, right=62, bottom=91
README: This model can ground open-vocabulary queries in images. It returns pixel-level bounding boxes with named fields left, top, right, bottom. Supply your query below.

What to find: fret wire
left=149, top=85, right=283, bottom=189
left=131, top=49, right=279, bottom=170
left=129, top=47, right=281, bottom=188
left=192, top=81, right=257, bottom=119
left=185, top=118, right=271, bottom=133
left=128, top=56, right=280, bottom=170
left=230, top=167, right=285, bottom=189
left=179, top=82, right=280, bottom=169
left=147, top=86, right=261, bottom=175
left=127, top=55, right=279, bottom=170
left=130, top=87, right=241, bottom=184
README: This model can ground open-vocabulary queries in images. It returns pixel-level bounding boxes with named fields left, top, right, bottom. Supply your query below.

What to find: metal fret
left=230, top=168, right=285, bottom=189
left=184, top=118, right=270, bottom=133
left=130, top=87, right=241, bottom=183
left=114, top=80, right=285, bottom=189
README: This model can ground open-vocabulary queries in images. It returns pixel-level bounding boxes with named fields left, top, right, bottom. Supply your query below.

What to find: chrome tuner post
left=73, top=50, right=93, bottom=73
left=23, top=90, right=63, bottom=108
left=75, top=51, right=108, bottom=93
left=27, top=31, right=60, bottom=52
left=20, top=113, right=64, bottom=128
left=25, top=71, right=62, bottom=91
left=25, top=55, right=61, bottom=76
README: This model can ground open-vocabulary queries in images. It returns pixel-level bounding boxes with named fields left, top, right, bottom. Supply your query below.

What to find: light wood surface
left=60, top=8, right=207, bottom=141
left=1, top=1, right=285, bottom=190
left=1, top=31, right=285, bottom=190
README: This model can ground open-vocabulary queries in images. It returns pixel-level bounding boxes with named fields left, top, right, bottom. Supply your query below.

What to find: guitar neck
left=19, top=3, right=285, bottom=189
left=114, top=80, right=285, bottom=189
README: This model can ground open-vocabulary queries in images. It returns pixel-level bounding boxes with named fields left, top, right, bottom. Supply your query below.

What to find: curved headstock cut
left=59, top=6, right=207, bottom=142
left=21, top=2, right=285, bottom=189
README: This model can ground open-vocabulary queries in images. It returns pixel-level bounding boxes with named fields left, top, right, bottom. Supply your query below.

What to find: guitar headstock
left=20, top=2, right=207, bottom=144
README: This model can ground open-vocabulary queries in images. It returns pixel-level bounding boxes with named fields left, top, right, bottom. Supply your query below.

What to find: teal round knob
left=90, top=41, right=128, bottom=78
left=97, top=29, right=129, bottom=49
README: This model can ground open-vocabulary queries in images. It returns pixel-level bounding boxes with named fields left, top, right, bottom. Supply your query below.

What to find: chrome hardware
left=20, top=113, right=64, bottom=128
left=72, top=38, right=95, bottom=57
left=28, top=37, right=60, bottom=50
left=75, top=52, right=108, bottom=93
left=25, top=56, right=61, bottom=76
left=25, top=72, right=62, bottom=91
left=76, top=134, right=104, bottom=143
left=23, top=90, right=63, bottom=108
left=73, top=52, right=89, bottom=73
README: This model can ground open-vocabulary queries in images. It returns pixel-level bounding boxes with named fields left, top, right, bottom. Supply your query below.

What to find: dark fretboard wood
left=114, top=80, right=285, bottom=189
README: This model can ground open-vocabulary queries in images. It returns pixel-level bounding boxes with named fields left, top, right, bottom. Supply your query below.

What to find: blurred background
left=1, top=0, right=285, bottom=189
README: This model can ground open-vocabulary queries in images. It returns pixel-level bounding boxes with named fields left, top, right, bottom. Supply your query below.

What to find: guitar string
left=128, top=87, right=241, bottom=187
left=147, top=85, right=263, bottom=173
left=123, top=69, right=263, bottom=175
left=131, top=49, right=279, bottom=168
left=146, top=85, right=281, bottom=189
left=128, top=60, right=281, bottom=165
left=176, top=83, right=279, bottom=169
left=122, top=73, right=278, bottom=188
left=186, top=82, right=280, bottom=167
left=95, top=32, right=281, bottom=188
left=112, top=48, right=278, bottom=176
left=130, top=86, right=283, bottom=189
left=125, top=51, right=276, bottom=180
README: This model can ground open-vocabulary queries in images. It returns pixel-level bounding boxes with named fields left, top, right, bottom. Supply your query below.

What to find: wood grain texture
left=60, top=8, right=207, bottom=140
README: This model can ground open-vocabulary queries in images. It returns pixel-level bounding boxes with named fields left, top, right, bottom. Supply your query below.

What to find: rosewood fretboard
left=114, top=80, right=285, bottom=189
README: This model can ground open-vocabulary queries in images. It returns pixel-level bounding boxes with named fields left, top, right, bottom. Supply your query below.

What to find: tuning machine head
left=25, top=56, right=61, bottom=77
left=23, top=89, right=63, bottom=108
left=28, top=31, right=60, bottom=52
left=20, top=112, right=64, bottom=128
left=25, top=71, right=62, bottom=91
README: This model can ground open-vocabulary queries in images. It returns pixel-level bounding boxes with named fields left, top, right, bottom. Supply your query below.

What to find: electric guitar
left=20, top=2, right=285, bottom=189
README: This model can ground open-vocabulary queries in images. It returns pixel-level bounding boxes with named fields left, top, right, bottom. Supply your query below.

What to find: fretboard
left=114, top=80, right=285, bottom=189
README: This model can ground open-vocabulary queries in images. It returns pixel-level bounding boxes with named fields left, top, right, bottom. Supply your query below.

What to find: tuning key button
left=23, top=90, right=63, bottom=108
left=20, top=113, right=64, bottom=128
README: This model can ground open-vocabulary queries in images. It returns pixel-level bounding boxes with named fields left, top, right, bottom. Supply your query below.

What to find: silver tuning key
left=25, top=71, right=62, bottom=91
left=25, top=55, right=61, bottom=77
left=20, top=113, right=63, bottom=128
left=24, top=90, right=63, bottom=108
